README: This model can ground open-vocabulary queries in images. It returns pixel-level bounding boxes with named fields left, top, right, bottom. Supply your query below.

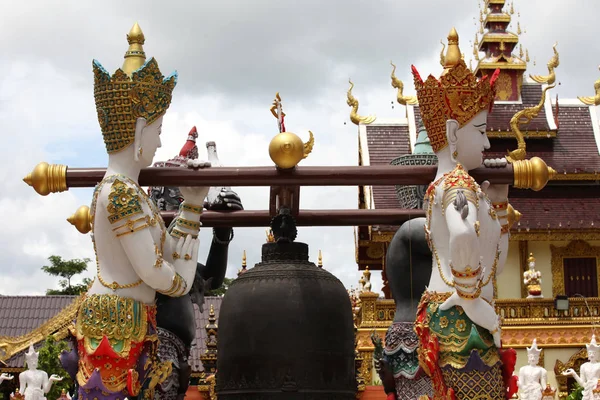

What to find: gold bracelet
left=157, top=273, right=187, bottom=297
left=450, top=264, right=482, bottom=279
left=115, top=223, right=150, bottom=237
left=456, top=287, right=482, bottom=299
left=182, top=203, right=203, bottom=214
left=176, top=217, right=200, bottom=230
left=170, top=228, right=198, bottom=240
left=501, top=223, right=510, bottom=235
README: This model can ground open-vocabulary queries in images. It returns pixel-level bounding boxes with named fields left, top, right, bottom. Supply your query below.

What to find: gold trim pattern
left=486, top=130, right=557, bottom=139
left=551, top=240, right=600, bottom=297
left=510, top=230, right=600, bottom=242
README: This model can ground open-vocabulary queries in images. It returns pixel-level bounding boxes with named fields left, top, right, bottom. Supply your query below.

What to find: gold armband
left=501, top=223, right=510, bottom=235
left=157, top=273, right=187, bottom=297
left=106, top=179, right=144, bottom=224
left=176, top=217, right=200, bottom=230
left=170, top=228, right=198, bottom=240
left=442, top=188, right=478, bottom=214
left=112, top=215, right=157, bottom=238
left=181, top=203, right=203, bottom=214
left=492, top=201, right=508, bottom=211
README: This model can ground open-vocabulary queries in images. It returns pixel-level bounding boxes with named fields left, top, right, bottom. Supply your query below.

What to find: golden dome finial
left=122, top=22, right=147, bottom=76
left=318, top=250, right=323, bottom=268
left=242, top=250, right=247, bottom=267
left=442, top=28, right=462, bottom=73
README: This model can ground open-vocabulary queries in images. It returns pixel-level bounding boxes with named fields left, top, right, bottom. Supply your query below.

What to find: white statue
left=17, top=344, right=62, bottom=400
left=62, top=23, right=212, bottom=399
left=363, top=267, right=372, bottom=292
left=518, top=339, right=549, bottom=400
left=523, top=253, right=543, bottom=298
left=413, top=30, right=508, bottom=349
left=0, top=373, right=14, bottom=384
left=563, top=335, right=600, bottom=399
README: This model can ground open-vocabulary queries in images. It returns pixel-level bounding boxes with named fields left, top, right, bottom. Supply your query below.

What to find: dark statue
left=149, top=129, right=244, bottom=400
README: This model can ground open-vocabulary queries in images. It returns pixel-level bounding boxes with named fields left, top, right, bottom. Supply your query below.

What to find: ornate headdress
left=93, top=23, right=178, bottom=153
left=526, top=339, right=542, bottom=358
left=411, top=28, right=500, bottom=153
left=587, top=334, right=600, bottom=353
left=25, top=344, right=39, bottom=366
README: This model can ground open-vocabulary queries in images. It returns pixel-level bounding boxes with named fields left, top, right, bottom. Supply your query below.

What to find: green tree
left=42, top=255, right=91, bottom=295
left=35, top=336, right=72, bottom=398
left=205, top=277, right=234, bottom=296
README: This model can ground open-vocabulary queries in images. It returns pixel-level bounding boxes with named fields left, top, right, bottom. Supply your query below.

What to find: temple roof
left=0, top=295, right=224, bottom=372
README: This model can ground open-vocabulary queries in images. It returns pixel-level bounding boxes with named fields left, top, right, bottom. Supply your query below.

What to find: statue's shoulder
left=102, top=176, right=148, bottom=225
left=442, top=164, right=478, bottom=193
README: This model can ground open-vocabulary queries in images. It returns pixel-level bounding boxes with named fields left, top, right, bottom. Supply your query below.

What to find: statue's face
left=454, top=110, right=490, bottom=170
left=139, top=116, right=164, bottom=167
left=589, top=349, right=598, bottom=362
left=529, top=261, right=535, bottom=269
left=528, top=353, right=538, bottom=366
left=27, top=357, right=38, bottom=370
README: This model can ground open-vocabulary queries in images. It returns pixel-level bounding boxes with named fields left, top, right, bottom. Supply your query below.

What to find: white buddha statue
left=518, top=339, right=549, bottom=400
left=564, top=335, right=600, bottom=400
left=60, top=23, right=212, bottom=400
left=18, top=344, right=62, bottom=400
left=523, top=253, right=543, bottom=298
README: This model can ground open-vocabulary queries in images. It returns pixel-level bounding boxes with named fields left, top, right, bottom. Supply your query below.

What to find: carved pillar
left=519, top=240, right=529, bottom=298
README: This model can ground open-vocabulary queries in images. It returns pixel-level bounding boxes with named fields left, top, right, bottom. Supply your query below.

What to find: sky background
left=1, top=0, right=599, bottom=296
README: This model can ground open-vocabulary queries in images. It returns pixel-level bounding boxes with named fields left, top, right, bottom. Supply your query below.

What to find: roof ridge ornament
left=390, top=61, right=417, bottom=106
left=529, top=42, right=559, bottom=85
left=578, top=65, right=600, bottom=106
left=346, top=79, right=376, bottom=125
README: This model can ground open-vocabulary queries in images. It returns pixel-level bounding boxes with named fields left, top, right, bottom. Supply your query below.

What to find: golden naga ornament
left=578, top=65, right=600, bottom=106
left=529, top=42, right=559, bottom=85
left=390, top=61, right=417, bottom=105
left=346, top=79, right=376, bottom=125
left=268, top=92, right=314, bottom=169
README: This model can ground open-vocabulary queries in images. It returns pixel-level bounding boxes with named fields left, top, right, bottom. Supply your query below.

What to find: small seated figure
left=362, top=267, right=372, bottom=292
left=523, top=253, right=543, bottom=298
left=18, top=344, right=63, bottom=400
left=541, top=383, right=557, bottom=400
left=0, top=373, right=14, bottom=385
left=563, top=335, right=600, bottom=399
left=517, top=339, right=548, bottom=400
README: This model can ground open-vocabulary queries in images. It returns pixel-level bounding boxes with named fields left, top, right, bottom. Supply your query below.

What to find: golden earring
left=452, top=150, right=458, bottom=159
left=138, top=147, right=143, bottom=157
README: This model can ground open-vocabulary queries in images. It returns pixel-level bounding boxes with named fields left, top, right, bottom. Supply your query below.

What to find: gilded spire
left=442, top=28, right=461, bottom=74
left=318, top=250, right=323, bottom=268
left=200, top=304, right=218, bottom=373
left=122, top=22, right=147, bottom=76
left=238, top=250, right=247, bottom=276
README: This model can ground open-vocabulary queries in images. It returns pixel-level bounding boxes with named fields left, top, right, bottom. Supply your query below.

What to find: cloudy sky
left=1, top=0, right=599, bottom=295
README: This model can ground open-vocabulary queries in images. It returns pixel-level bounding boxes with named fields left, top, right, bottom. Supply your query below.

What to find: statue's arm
left=101, top=183, right=195, bottom=296
left=541, top=368, right=547, bottom=388
left=494, top=203, right=510, bottom=275
left=18, top=372, right=25, bottom=393
left=442, top=188, right=481, bottom=270
left=203, top=228, right=233, bottom=289
left=42, top=371, right=52, bottom=393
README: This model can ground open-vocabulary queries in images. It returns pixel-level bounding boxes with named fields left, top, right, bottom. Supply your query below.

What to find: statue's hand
left=563, top=368, right=576, bottom=376
left=480, top=180, right=509, bottom=203
left=173, top=235, right=201, bottom=283
left=49, top=374, right=63, bottom=382
left=204, top=189, right=244, bottom=211
left=0, top=373, right=13, bottom=380
left=180, top=160, right=211, bottom=205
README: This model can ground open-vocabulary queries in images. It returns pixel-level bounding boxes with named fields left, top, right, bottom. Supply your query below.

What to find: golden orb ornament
left=512, top=156, right=556, bottom=192
left=268, top=131, right=314, bottom=170
left=23, top=162, right=68, bottom=196
left=67, top=205, right=92, bottom=234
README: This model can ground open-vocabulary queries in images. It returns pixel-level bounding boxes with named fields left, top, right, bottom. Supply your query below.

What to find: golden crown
left=93, top=23, right=177, bottom=153
left=411, top=28, right=499, bottom=153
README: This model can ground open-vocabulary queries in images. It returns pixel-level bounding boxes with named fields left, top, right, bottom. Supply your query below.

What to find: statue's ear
left=446, top=119, right=459, bottom=159
left=133, top=117, right=148, bottom=162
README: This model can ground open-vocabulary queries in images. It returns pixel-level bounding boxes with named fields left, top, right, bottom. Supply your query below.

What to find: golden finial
left=347, top=79, right=376, bottom=125
left=527, top=252, right=535, bottom=264
left=267, top=92, right=315, bottom=169
left=318, top=250, right=323, bottom=268
left=508, top=83, right=556, bottom=162
left=474, top=33, right=479, bottom=46
left=530, top=43, right=559, bottom=85
left=442, top=28, right=461, bottom=74
left=578, top=66, right=600, bottom=106
left=519, top=44, right=524, bottom=59
left=479, top=21, right=484, bottom=35
left=526, top=49, right=530, bottom=63
left=67, top=205, right=92, bottom=234
left=238, top=250, right=247, bottom=276
left=122, top=22, right=147, bottom=77
left=390, top=61, right=417, bottom=105
left=469, top=59, right=473, bottom=71
left=517, top=22, right=522, bottom=35
left=23, top=162, right=68, bottom=196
